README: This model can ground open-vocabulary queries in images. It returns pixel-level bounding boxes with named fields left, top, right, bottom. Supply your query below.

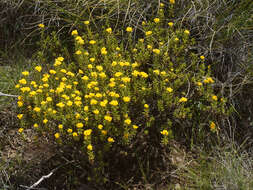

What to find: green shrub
left=14, top=3, right=230, bottom=183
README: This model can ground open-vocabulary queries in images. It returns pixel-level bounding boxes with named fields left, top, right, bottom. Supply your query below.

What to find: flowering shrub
left=15, top=5, right=228, bottom=168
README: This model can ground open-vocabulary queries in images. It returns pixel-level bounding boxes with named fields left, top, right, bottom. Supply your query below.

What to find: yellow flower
left=22, top=71, right=29, bottom=76
left=124, top=119, right=131, bottom=125
left=67, top=128, right=73, bottom=133
left=104, top=115, right=112, bottom=122
left=33, top=123, right=39, bottom=128
left=33, top=107, right=41, bottom=112
left=106, top=27, right=112, bottom=33
left=144, top=104, right=149, bottom=109
left=132, top=62, right=139, bottom=68
left=109, top=100, right=118, bottom=106
left=200, top=55, right=205, bottom=60
left=84, top=129, right=92, bottom=136
left=133, top=125, right=138, bottom=129
left=83, top=106, right=89, bottom=112
left=84, top=20, right=90, bottom=25
left=170, top=0, right=175, bottom=4
left=43, top=119, right=48, bottom=124
left=99, top=72, right=106, bottom=78
left=210, top=122, right=216, bottom=131
left=121, top=77, right=131, bottom=83
left=96, top=65, right=103, bottom=72
left=66, top=100, right=73, bottom=106
left=46, top=97, right=52, bottom=102
left=126, top=27, right=133, bottom=32
left=19, top=78, right=27, bottom=85
left=75, top=36, right=84, bottom=44
left=89, top=40, right=96, bottom=45
left=75, top=113, right=80, bottom=119
left=166, top=87, right=173, bottom=93
left=123, top=96, right=131, bottom=102
left=75, top=50, right=82, bottom=55
left=74, top=101, right=82, bottom=106
left=132, top=70, right=140, bottom=77
left=17, top=114, right=23, bottom=119
left=153, top=49, right=160, bottom=54
left=73, top=132, right=78, bottom=137
left=160, top=3, right=164, bottom=7
left=57, top=57, right=64, bottom=61
left=90, top=99, right=98, bottom=105
left=153, top=69, right=160, bottom=75
left=101, top=130, right=107, bottom=135
left=36, top=89, right=43, bottom=93
left=93, top=109, right=99, bottom=115
left=101, top=47, right=107, bottom=55
left=204, top=77, right=214, bottom=84
left=54, top=133, right=60, bottom=139
left=159, top=71, right=166, bottom=76
left=18, top=128, right=24, bottom=133
left=78, top=69, right=84, bottom=74
left=38, top=24, right=45, bottom=28
left=111, top=61, right=117, bottom=66
left=154, top=18, right=160, bottom=23
left=87, top=144, right=93, bottom=151
left=212, top=95, right=218, bottom=101
left=56, top=102, right=65, bottom=108
left=43, top=83, right=49, bottom=88
left=140, top=72, right=148, bottom=78
left=57, top=124, right=63, bottom=130
left=98, top=124, right=103, bottom=130
left=100, top=100, right=108, bottom=107
left=20, top=87, right=31, bottom=92
left=145, top=31, right=152, bottom=36
left=147, top=45, right=152, bottom=50
left=179, top=97, right=188, bottom=103
left=196, top=82, right=202, bottom=86
left=95, top=93, right=102, bottom=98
left=81, top=75, right=89, bottom=81
left=114, top=72, right=122, bottom=77
left=161, top=129, right=169, bottom=136
left=184, top=30, right=190, bottom=35
left=34, top=65, right=42, bottom=72
left=76, top=123, right=83, bottom=128
left=49, top=70, right=56, bottom=74
left=41, top=101, right=47, bottom=106
left=107, top=137, right=115, bottom=143
left=168, top=22, right=174, bottom=27
left=71, top=30, right=78, bottom=35
left=67, top=71, right=74, bottom=77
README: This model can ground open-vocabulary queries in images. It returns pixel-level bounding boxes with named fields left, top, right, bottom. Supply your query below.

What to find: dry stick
left=20, top=160, right=75, bottom=190
left=19, top=170, right=54, bottom=190
left=0, top=92, right=18, bottom=97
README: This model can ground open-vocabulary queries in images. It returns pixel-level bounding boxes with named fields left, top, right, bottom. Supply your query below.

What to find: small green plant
left=15, top=3, right=229, bottom=183
left=181, top=145, right=253, bottom=190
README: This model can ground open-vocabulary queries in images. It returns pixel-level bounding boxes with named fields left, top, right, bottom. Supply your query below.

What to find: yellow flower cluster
left=15, top=12, right=225, bottom=161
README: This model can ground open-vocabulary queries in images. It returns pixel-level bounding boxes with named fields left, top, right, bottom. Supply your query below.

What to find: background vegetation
left=0, top=0, right=253, bottom=189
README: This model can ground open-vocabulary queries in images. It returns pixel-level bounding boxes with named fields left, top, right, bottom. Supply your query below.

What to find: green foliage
left=14, top=4, right=230, bottom=183
left=1, top=0, right=253, bottom=188
left=182, top=145, right=253, bottom=190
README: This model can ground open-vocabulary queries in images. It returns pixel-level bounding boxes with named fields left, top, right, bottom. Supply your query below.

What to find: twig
left=20, top=160, right=75, bottom=190
left=0, top=92, right=18, bottom=97
left=20, top=170, right=54, bottom=190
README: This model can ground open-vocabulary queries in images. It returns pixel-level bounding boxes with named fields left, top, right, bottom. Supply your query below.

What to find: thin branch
left=0, top=92, right=18, bottom=97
